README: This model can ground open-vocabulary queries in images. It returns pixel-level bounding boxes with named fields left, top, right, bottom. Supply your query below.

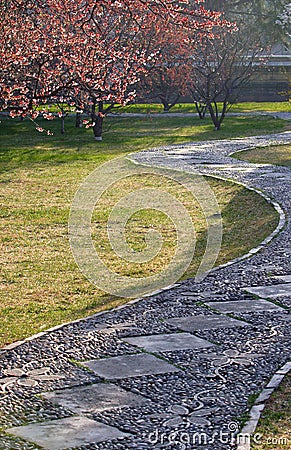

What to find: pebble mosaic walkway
left=0, top=132, right=290, bottom=450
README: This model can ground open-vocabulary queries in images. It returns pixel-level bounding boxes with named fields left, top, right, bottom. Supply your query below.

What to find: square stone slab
left=273, top=275, right=291, bottom=283
left=122, top=333, right=214, bottom=352
left=245, top=284, right=291, bottom=299
left=204, top=299, right=284, bottom=314
left=165, top=315, right=250, bottom=331
left=7, top=416, right=129, bottom=450
left=83, top=353, right=180, bottom=380
left=41, top=383, right=149, bottom=413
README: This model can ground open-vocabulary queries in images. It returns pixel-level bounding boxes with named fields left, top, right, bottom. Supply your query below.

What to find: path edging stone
left=236, top=361, right=291, bottom=450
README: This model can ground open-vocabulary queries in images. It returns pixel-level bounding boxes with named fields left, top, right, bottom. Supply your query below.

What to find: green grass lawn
left=233, top=144, right=291, bottom=167
left=0, top=114, right=286, bottom=345
left=37, top=101, right=291, bottom=115
left=113, top=101, right=291, bottom=114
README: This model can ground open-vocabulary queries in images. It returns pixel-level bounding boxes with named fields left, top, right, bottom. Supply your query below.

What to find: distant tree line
left=1, top=0, right=289, bottom=137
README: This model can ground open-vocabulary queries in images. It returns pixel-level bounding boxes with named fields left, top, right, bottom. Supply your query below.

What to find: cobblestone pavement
left=0, top=132, right=290, bottom=450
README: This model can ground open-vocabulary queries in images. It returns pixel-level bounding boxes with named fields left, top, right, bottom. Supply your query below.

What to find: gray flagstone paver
left=41, top=382, right=150, bottom=413
left=83, top=353, right=180, bottom=380
left=122, top=332, right=214, bottom=352
left=273, top=275, right=291, bottom=283
left=7, top=416, right=129, bottom=450
left=245, top=283, right=291, bottom=299
left=204, top=299, right=284, bottom=314
left=165, top=314, right=250, bottom=331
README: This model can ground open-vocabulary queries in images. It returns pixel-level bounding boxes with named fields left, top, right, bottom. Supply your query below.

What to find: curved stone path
left=0, top=132, right=290, bottom=450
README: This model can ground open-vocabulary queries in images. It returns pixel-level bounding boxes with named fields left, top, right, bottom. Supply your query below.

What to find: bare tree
left=138, top=59, right=187, bottom=112
left=188, top=30, right=262, bottom=130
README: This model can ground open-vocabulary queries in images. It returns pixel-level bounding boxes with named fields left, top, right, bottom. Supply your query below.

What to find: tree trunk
left=220, top=101, right=228, bottom=126
left=92, top=114, right=103, bottom=140
left=207, top=102, right=221, bottom=130
left=98, top=101, right=104, bottom=114
left=161, top=94, right=180, bottom=112
left=61, top=116, right=65, bottom=134
left=91, top=100, right=103, bottom=140
left=195, top=102, right=207, bottom=119
left=75, top=112, right=82, bottom=128
left=161, top=99, right=170, bottom=112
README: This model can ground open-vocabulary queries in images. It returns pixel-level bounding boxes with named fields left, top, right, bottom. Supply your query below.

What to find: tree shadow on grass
left=0, top=115, right=286, bottom=173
